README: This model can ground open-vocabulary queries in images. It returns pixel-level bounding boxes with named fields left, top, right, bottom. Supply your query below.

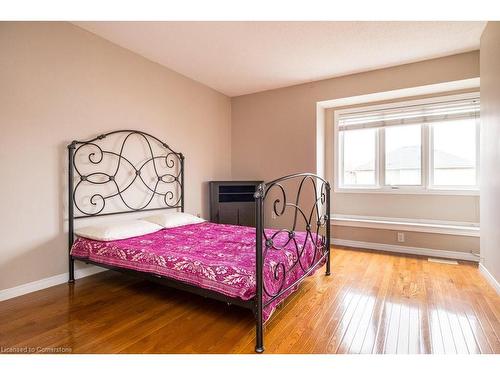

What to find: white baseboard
left=0, top=265, right=106, bottom=302
left=332, top=238, right=479, bottom=262
left=479, top=263, right=500, bottom=295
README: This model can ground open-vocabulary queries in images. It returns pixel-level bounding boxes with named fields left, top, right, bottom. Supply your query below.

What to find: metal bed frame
left=68, top=130, right=331, bottom=353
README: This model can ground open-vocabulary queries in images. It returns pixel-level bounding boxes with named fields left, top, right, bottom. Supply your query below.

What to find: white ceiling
left=75, top=21, right=486, bottom=97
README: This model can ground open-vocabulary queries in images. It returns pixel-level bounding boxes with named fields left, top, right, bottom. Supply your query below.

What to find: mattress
left=71, top=221, right=324, bottom=321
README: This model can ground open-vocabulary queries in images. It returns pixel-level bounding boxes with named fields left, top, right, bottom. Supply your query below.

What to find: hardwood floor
left=1, top=247, right=499, bottom=354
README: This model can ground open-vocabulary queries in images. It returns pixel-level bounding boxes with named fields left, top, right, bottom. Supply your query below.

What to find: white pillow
left=143, top=212, right=205, bottom=228
left=75, top=220, right=163, bottom=241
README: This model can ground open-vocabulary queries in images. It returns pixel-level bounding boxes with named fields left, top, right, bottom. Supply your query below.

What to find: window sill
left=331, top=214, right=480, bottom=237
left=334, top=187, right=479, bottom=196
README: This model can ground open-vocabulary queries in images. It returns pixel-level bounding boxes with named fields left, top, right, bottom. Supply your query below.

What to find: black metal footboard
left=253, top=173, right=331, bottom=353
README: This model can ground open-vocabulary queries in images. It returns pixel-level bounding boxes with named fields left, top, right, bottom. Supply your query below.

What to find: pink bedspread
left=71, top=222, right=324, bottom=321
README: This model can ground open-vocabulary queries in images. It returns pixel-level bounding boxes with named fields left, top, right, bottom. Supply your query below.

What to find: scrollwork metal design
left=255, top=173, right=331, bottom=307
left=69, top=130, right=184, bottom=218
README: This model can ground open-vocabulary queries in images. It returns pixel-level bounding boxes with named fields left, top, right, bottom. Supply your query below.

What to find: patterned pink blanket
left=71, top=222, right=324, bottom=321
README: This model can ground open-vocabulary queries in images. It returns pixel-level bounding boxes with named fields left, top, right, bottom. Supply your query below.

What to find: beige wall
left=0, top=22, right=231, bottom=290
left=231, top=51, right=480, bottom=254
left=480, top=22, right=500, bottom=283
left=332, top=194, right=479, bottom=222
left=333, top=226, right=479, bottom=253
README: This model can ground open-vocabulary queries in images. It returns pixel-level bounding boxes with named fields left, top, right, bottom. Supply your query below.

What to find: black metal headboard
left=68, top=130, right=184, bottom=224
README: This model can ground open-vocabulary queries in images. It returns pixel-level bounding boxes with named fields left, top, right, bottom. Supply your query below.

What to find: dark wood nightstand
left=209, top=181, right=262, bottom=226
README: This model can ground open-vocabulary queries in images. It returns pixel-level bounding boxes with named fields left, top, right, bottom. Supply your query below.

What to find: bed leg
left=68, top=256, right=75, bottom=283
left=255, top=308, right=264, bottom=353
left=254, top=185, right=265, bottom=353
left=325, top=183, right=331, bottom=276
left=326, top=249, right=331, bottom=276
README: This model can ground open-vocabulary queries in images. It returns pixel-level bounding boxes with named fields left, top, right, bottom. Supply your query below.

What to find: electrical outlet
left=397, top=232, right=405, bottom=243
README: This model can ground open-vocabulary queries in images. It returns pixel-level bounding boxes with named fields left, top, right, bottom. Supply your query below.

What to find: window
left=335, top=93, right=480, bottom=193
left=341, top=128, right=377, bottom=186
left=385, top=125, right=422, bottom=186
left=431, top=119, right=477, bottom=187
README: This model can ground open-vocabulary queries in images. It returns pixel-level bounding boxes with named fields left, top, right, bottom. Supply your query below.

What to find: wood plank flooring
left=0, top=247, right=499, bottom=354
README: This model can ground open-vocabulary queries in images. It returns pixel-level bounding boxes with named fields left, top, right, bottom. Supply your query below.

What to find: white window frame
left=427, top=116, right=481, bottom=191
left=338, top=127, right=380, bottom=189
left=333, top=92, right=480, bottom=195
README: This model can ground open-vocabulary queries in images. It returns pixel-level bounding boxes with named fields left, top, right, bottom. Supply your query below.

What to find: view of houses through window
left=337, top=95, right=479, bottom=191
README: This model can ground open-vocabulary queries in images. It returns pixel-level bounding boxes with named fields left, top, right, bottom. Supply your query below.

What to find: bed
left=68, top=130, right=331, bottom=353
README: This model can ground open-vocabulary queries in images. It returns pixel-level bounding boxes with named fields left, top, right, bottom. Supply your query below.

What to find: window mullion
left=338, top=131, right=344, bottom=188
left=428, top=123, right=435, bottom=188
left=422, top=123, right=429, bottom=190
left=378, top=128, right=385, bottom=188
